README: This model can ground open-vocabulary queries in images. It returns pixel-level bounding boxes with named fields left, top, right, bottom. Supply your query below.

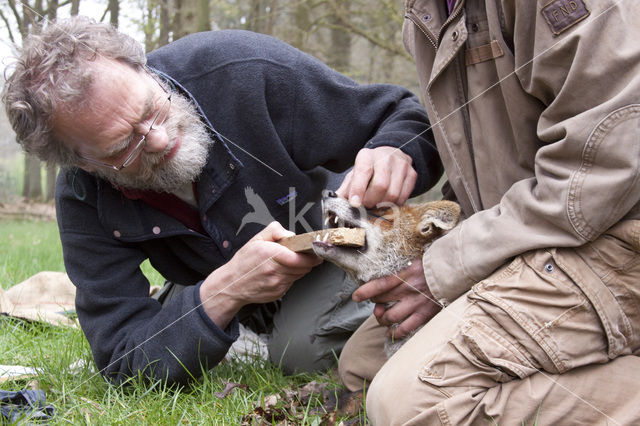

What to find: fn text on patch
left=541, top=0, right=590, bottom=36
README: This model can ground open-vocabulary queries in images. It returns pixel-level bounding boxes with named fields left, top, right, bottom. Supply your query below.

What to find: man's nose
left=142, top=126, right=170, bottom=153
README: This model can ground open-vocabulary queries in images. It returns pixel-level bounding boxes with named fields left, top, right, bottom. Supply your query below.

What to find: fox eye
left=369, top=207, right=394, bottom=221
left=367, top=211, right=394, bottom=224
left=370, top=207, right=390, bottom=216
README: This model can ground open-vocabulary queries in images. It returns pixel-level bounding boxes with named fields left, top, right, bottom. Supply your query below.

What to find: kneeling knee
left=268, top=336, right=337, bottom=374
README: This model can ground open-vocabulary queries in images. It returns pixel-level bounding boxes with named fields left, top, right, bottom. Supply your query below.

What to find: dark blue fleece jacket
left=55, top=30, right=442, bottom=384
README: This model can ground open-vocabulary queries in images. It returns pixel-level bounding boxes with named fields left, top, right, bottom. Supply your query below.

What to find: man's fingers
left=372, top=289, right=442, bottom=337
left=391, top=164, right=417, bottom=206
left=387, top=314, right=425, bottom=340
left=373, top=303, right=387, bottom=321
left=335, top=170, right=353, bottom=199
left=336, top=146, right=417, bottom=208
left=361, top=165, right=391, bottom=208
left=271, top=251, right=323, bottom=269
left=372, top=154, right=413, bottom=206
left=347, top=159, right=374, bottom=207
left=377, top=298, right=417, bottom=327
left=352, top=275, right=401, bottom=302
left=244, top=223, right=323, bottom=272
left=252, top=221, right=294, bottom=243
left=398, top=170, right=417, bottom=205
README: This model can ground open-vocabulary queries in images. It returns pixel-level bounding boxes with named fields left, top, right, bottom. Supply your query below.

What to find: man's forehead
left=52, top=59, right=149, bottom=148
left=60, top=58, right=147, bottom=112
left=53, top=58, right=143, bottom=115
left=86, top=58, right=142, bottom=87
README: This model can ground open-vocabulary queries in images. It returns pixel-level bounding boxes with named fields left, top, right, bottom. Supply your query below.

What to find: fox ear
left=417, top=203, right=460, bottom=237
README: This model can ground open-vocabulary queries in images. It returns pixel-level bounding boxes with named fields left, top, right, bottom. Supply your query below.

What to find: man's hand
left=200, top=222, right=322, bottom=329
left=336, top=146, right=417, bottom=208
left=352, top=260, right=441, bottom=339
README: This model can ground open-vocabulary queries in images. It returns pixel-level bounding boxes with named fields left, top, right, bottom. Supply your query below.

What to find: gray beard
left=93, top=91, right=213, bottom=192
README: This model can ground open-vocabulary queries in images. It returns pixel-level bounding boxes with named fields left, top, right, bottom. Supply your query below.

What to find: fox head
left=312, top=190, right=460, bottom=284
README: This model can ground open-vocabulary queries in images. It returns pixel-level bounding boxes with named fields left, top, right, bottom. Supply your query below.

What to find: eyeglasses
left=77, top=76, right=172, bottom=171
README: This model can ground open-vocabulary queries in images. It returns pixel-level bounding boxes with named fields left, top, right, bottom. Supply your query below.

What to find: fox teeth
left=322, top=233, right=329, bottom=242
left=333, top=216, right=339, bottom=225
left=315, top=234, right=321, bottom=241
left=324, top=217, right=330, bottom=227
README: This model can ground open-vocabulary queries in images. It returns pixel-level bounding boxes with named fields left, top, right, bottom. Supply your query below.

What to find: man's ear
left=417, top=201, right=460, bottom=237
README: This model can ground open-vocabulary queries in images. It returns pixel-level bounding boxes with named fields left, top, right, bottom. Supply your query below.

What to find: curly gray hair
left=2, top=16, right=147, bottom=165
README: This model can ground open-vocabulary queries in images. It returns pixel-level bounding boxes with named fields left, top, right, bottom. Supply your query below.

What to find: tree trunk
left=246, top=0, right=277, bottom=35
left=173, top=0, right=184, bottom=39
left=45, top=164, right=57, bottom=201
left=198, top=0, right=211, bottom=32
left=327, top=2, right=351, bottom=73
left=70, top=0, right=80, bottom=16
left=47, top=0, right=58, bottom=21
left=173, top=0, right=201, bottom=40
left=23, top=156, right=42, bottom=201
left=158, top=0, right=170, bottom=46
left=291, top=1, right=311, bottom=50
left=108, top=0, right=119, bottom=27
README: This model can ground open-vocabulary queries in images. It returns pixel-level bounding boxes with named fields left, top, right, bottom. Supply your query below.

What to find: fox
left=312, top=190, right=460, bottom=356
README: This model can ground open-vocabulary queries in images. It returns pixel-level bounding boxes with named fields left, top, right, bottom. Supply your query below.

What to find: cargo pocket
left=418, top=316, right=539, bottom=390
left=467, top=251, right=611, bottom=375
left=553, top=241, right=637, bottom=359
left=418, top=250, right=611, bottom=390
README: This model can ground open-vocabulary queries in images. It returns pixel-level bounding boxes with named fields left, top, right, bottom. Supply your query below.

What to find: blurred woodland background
left=0, top=0, right=424, bottom=204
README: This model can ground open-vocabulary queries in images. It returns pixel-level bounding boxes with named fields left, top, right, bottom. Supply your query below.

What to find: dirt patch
left=0, top=199, right=56, bottom=221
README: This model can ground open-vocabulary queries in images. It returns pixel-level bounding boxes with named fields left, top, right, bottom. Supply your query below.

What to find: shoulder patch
left=541, top=0, right=590, bottom=36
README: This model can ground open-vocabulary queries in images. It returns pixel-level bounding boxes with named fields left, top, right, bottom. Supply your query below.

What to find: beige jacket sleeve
left=423, top=1, right=640, bottom=305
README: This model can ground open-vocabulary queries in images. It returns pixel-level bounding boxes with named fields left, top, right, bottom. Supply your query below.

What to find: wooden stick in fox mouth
left=277, top=228, right=366, bottom=253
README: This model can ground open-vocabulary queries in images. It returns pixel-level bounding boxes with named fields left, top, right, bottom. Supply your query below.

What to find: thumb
left=252, top=221, right=295, bottom=243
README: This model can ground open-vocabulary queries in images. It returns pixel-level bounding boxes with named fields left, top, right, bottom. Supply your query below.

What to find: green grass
left=0, top=219, right=65, bottom=288
left=0, top=219, right=164, bottom=289
left=0, top=218, right=361, bottom=424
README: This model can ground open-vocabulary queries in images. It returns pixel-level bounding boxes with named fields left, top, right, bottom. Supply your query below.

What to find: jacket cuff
left=422, top=226, right=476, bottom=306
left=193, top=281, right=240, bottom=343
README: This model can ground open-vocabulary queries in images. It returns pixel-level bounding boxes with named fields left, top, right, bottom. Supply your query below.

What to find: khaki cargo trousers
left=339, top=220, right=640, bottom=425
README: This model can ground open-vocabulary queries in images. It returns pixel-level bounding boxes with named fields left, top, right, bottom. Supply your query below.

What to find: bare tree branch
left=324, top=0, right=410, bottom=60
left=7, top=0, right=26, bottom=37
left=0, top=9, right=17, bottom=45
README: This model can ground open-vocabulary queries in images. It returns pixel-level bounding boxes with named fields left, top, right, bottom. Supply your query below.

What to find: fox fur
left=312, top=190, right=460, bottom=356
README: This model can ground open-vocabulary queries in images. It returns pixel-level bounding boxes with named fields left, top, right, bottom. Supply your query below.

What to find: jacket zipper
left=406, top=0, right=465, bottom=47
left=446, top=1, right=481, bottom=212
left=405, top=11, right=438, bottom=49
left=406, top=2, right=481, bottom=213
left=441, top=0, right=465, bottom=41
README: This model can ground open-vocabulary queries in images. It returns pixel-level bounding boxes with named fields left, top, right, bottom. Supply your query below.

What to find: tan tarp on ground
left=0, top=271, right=77, bottom=327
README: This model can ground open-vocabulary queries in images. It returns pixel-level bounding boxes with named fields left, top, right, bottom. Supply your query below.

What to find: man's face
left=53, top=59, right=212, bottom=192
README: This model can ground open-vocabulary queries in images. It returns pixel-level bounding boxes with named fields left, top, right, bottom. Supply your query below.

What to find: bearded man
left=2, top=16, right=442, bottom=384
